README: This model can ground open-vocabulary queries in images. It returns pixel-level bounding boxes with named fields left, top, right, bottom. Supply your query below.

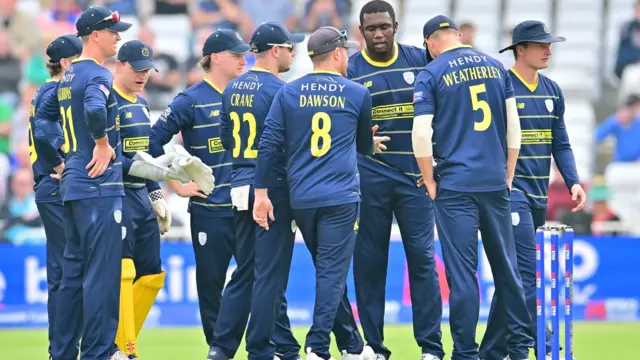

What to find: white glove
left=128, top=151, right=191, bottom=183
left=149, top=189, right=171, bottom=235
left=166, top=144, right=215, bottom=195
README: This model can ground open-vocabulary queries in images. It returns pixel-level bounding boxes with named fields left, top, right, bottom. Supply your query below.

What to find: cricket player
left=412, top=16, right=533, bottom=360
left=347, top=2, right=443, bottom=359
left=112, top=40, right=169, bottom=360
left=213, top=22, right=304, bottom=360
left=148, top=29, right=248, bottom=350
left=479, top=21, right=586, bottom=360
left=40, top=9, right=210, bottom=360
left=29, top=34, right=81, bottom=358
left=253, top=26, right=388, bottom=360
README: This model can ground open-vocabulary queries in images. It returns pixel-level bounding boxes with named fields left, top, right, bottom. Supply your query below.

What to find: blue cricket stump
left=535, top=224, right=574, bottom=360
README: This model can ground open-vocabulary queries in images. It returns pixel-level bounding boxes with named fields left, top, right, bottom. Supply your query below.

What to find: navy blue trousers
left=354, top=166, right=443, bottom=359
left=37, top=201, right=66, bottom=359
left=433, top=189, right=532, bottom=360
left=479, top=200, right=551, bottom=360
left=244, top=187, right=301, bottom=360
left=122, top=187, right=162, bottom=277
left=213, top=187, right=299, bottom=359
left=190, top=214, right=235, bottom=346
left=51, top=196, right=123, bottom=360
left=294, top=202, right=364, bottom=360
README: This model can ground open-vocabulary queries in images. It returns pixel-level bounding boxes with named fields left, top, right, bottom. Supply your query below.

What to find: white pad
left=231, top=185, right=251, bottom=211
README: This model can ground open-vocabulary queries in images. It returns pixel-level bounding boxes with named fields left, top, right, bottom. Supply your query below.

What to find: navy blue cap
left=117, top=40, right=157, bottom=72
left=250, top=22, right=305, bottom=53
left=499, top=20, right=566, bottom=53
left=203, top=29, right=251, bottom=56
left=46, top=35, right=83, bottom=63
left=76, top=7, right=131, bottom=37
left=423, top=15, right=458, bottom=39
left=307, top=27, right=360, bottom=57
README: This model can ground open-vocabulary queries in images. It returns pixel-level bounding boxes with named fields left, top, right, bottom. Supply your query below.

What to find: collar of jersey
left=311, top=70, right=341, bottom=76
left=72, top=58, right=101, bottom=65
left=45, top=78, right=58, bottom=83
left=441, top=44, right=472, bottom=54
left=361, top=42, right=398, bottom=67
left=251, top=67, right=273, bottom=74
left=509, top=67, right=538, bottom=92
left=113, top=85, right=137, bottom=103
left=203, top=77, right=223, bottom=93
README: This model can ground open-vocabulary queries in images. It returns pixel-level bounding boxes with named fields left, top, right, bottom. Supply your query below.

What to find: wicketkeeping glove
left=128, top=151, right=191, bottom=183
left=149, top=189, right=171, bottom=235
left=166, top=144, right=215, bottom=195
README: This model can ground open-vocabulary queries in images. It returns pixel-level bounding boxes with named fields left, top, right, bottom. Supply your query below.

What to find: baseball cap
left=423, top=15, right=458, bottom=39
left=203, top=29, right=251, bottom=56
left=117, top=40, right=157, bottom=72
left=307, top=27, right=360, bottom=57
left=76, top=7, right=132, bottom=37
left=499, top=20, right=566, bottom=53
left=250, top=22, right=305, bottom=53
left=46, top=35, right=83, bottom=63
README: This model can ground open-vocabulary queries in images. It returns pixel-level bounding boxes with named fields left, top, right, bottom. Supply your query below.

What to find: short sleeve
left=413, top=70, right=436, bottom=116
left=504, top=68, right=515, bottom=99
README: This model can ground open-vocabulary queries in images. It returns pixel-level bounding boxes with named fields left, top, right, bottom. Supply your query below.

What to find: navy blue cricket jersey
left=413, top=45, right=513, bottom=192
left=509, top=68, right=579, bottom=208
left=36, top=58, right=124, bottom=201
left=219, top=67, right=287, bottom=189
left=255, top=71, right=374, bottom=210
left=29, top=79, right=65, bottom=203
left=348, top=43, right=428, bottom=186
left=113, top=86, right=161, bottom=193
left=149, top=78, right=232, bottom=217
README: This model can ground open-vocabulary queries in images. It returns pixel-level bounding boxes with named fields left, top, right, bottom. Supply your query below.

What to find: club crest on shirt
left=403, top=71, right=415, bottom=84
left=114, top=210, right=122, bottom=224
left=545, top=99, right=554, bottom=113
left=122, top=226, right=127, bottom=240
left=198, top=232, right=207, bottom=246
left=291, top=220, right=297, bottom=233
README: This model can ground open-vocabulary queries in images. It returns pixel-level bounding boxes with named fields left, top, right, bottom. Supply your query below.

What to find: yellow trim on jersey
left=114, top=86, right=137, bottom=103
left=190, top=145, right=207, bottom=149
left=191, top=201, right=232, bottom=207
left=118, top=104, right=147, bottom=110
left=515, top=174, right=550, bottom=179
left=512, top=188, right=548, bottom=199
left=203, top=77, right=224, bottom=93
left=193, top=123, right=220, bottom=128
left=361, top=42, right=399, bottom=67
left=73, top=58, right=101, bottom=65
left=376, top=130, right=412, bottom=134
left=119, top=122, right=150, bottom=128
left=510, top=67, right=538, bottom=92
left=210, top=162, right=232, bottom=169
left=370, top=87, right=413, bottom=97
left=519, top=155, right=552, bottom=159
left=520, top=115, right=559, bottom=119
left=311, top=70, right=341, bottom=75
left=252, top=67, right=273, bottom=74
left=383, top=151, right=414, bottom=155
left=351, top=67, right=423, bottom=81
left=45, top=79, right=59, bottom=83
left=442, top=44, right=472, bottom=54
left=215, top=183, right=230, bottom=188
left=109, top=102, right=118, bottom=108
left=194, top=102, right=222, bottom=108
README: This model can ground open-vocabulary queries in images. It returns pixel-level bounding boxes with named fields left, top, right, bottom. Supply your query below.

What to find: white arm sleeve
left=412, top=114, right=434, bottom=157
left=506, top=97, right=521, bottom=149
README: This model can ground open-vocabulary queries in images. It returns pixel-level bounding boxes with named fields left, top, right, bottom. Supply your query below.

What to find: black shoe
left=207, top=346, right=230, bottom=360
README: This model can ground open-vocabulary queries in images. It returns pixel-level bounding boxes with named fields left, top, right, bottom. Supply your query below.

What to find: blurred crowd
left=0, top=0, right=636, bottom=244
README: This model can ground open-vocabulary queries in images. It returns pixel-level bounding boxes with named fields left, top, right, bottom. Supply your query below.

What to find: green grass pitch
left=1, top=323, right=638, bottom=359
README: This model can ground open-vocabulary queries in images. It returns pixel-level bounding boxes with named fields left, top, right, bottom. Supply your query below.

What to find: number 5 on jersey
left=469, top=84, right=492, bottom=132
left=311, top=112, right=331, bottom=157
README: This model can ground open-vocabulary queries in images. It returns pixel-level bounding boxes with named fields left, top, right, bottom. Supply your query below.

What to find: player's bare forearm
left=416, top=156, right=434, bottom=184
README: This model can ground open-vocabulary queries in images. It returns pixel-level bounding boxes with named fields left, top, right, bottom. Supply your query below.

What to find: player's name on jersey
left=442, top=65, right=503, bottom=87
left=231, top=80, right=263, bottom=91
left=230, top=94, right=254, bottom=107
left=300, top=81, right=347, bottom=108
left=57, top=86, right=72, bottom=101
